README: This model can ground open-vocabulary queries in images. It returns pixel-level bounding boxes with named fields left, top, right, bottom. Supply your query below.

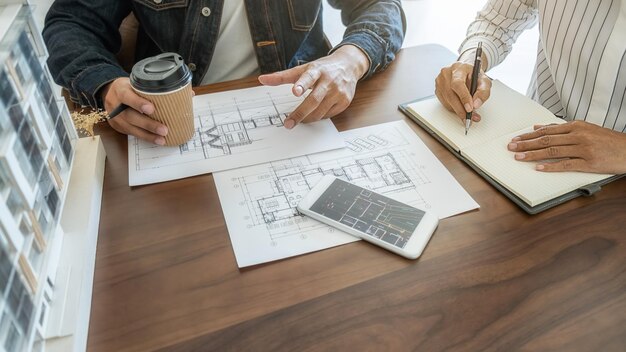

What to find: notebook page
left=462, top=128, right=613, bottom=206
left=407, top=80, right=563, bottom=151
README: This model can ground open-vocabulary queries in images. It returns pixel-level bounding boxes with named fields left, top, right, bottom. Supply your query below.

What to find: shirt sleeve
left=327, top=0, right=406, bottom=80
left=459, top=0, right=538, bottom=71
left=42, top=0, right=131, bottom=109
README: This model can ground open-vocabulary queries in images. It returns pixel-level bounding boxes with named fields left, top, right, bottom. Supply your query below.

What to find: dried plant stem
left=71, top=109, right=108, bottom=138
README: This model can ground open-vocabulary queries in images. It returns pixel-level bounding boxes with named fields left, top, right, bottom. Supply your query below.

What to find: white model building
left=0, top=1, right=106, bottom=351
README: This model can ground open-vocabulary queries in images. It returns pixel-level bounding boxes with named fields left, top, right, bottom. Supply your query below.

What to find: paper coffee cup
left=130, top=53, right=194, bottom=146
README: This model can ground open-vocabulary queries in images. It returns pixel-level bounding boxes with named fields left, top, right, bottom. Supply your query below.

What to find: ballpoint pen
left=107, top=103, right=128, bottom=120
left=466, top=42, right=483, bottom=135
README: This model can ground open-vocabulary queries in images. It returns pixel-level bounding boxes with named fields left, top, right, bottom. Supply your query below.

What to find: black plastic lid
left=130, top=53, right=192, bottom=93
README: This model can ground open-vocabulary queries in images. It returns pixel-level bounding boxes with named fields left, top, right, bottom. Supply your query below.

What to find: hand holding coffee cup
left=102, top=53, right=194, bottom=146
left=130, top=53, right=194, bottom=146
left=101, top=77, right=169, bottom=145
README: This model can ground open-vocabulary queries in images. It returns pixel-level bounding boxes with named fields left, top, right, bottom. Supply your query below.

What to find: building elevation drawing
left=213, top=121, right=479, bottom=267
left=127, top=85, right=345, bottom=186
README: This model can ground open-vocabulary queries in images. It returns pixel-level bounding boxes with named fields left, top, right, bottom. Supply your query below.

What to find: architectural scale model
left=0, top=2, right=106, bottom=351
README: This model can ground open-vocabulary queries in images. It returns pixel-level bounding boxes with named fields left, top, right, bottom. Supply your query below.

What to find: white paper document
left=214, top=120, right=479, bottom=267
left=128, top=85, right=345, bottom=185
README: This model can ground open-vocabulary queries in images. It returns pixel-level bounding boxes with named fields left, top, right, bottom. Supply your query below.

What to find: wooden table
left=88, top=45, right=626, bottom=352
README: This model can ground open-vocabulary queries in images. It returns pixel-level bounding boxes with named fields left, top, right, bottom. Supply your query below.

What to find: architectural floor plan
left=214, top=120, right=479, bottom=267
left=128, top=85, right=345, bottom=185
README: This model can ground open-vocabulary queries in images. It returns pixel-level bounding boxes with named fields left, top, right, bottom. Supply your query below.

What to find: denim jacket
left=42, top=0, right=405, bottom=109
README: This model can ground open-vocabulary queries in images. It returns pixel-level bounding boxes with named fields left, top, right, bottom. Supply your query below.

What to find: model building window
left=6, top=190, right=26, bottom=220
left=2, top=318, right=22, bottom=352
left=8, top=104, right=22, bottom=133
left=18, top=218, right=32, bottom=238
left=0, top=170, right=6, bottom=197
left=12, top=138, right=36, bottom=187
left=0, top=70, right=15, bottom=107
left=33, top=196, right=52, bottom=238
left=8, top=43, right=33, bottom=96
left=6, top=275, right=34, bottom=333
left=0, top=245, right=13, bottom=294
left=0, top=105, right=8, bottom=138
left=27, top=243, right=43, bottom=274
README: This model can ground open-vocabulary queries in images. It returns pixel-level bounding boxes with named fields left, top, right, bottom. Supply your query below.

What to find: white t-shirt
left=200, top=0, right=260, bottom=85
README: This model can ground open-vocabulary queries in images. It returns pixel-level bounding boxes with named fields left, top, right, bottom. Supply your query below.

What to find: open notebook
left=399, top=80, right=621, bottom=214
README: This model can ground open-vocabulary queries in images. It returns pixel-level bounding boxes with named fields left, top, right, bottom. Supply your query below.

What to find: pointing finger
left=285, top=85, right=327, bottom=128
left=258, top=65, right=308, bottom=86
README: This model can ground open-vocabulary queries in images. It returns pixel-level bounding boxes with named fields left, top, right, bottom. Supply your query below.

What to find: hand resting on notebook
left=435, top=56, right=626, bottom=175
left=507, top=121, right=626, bottom=174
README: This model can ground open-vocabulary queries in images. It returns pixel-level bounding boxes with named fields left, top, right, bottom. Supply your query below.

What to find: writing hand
left=435, top=52, right=491, bottom=124
left=258, top=45, right=369, bottom=129
left=101, top=77, right=168, bottom=145
left=508, top=121, right=626, bottom=173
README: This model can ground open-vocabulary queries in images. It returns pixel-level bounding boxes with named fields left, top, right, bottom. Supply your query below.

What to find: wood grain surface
left=87, top=45, right=626, bottom=352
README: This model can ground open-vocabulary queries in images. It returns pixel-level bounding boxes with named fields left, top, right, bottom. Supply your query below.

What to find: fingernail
left=507, top=143, right=517, bottom=150
left=464, top=103, right=472, bottom=112
left=156, top=126, right=168, bottom=136
left=284, top=119, right=295, bottom=129
left=515, top=153, right=526, bottom=160
left=512, top=136, right=521, bottom=142
left=141, top=104, right=154, bottom=115
left=472, top=114, right=481, bottom=122
left=536, top=164, right=545, bottom=171
left=473, top=98, right=483, bottom=109
left=155, top=137, right=165, bottom=146
left=294, top=85, right=304, bottom=96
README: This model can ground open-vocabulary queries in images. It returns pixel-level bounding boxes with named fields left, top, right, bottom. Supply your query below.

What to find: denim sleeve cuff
left=330, top=30, right=388, bottom=81
left=69, top=63, right=128, bottom=109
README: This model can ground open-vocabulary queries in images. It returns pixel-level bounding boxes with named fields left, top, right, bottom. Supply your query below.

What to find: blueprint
left=128, top=85, right=345, bottom=185
left=213, top=120, right=479, bottom=267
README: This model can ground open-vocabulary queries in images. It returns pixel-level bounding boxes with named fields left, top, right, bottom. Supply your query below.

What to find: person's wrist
left=98, top=80, right=118, bottom=111
left=99, top=77, right=127, bottom=111
left=99, top=83, right=112, bottom=103
left=333, top=45, right=370, bottom=80
left=458, top=50, right=476, bottom=65
left=458, top=49, right=488, bottom=70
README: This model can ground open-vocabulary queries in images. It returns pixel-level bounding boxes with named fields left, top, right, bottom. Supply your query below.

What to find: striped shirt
left=460, top=0, right=626, bottom=132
